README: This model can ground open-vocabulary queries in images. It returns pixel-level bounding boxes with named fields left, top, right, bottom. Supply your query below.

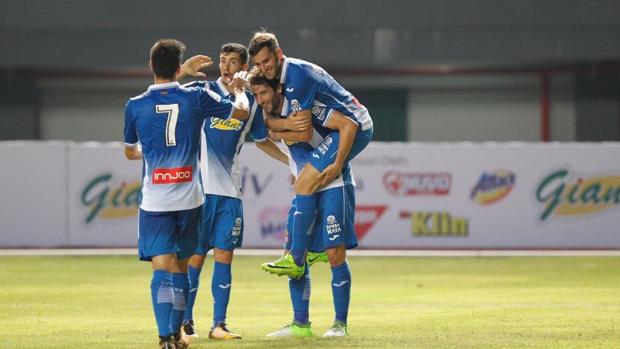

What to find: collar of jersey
left=216, top=78, right=230, bottom=96
left=279, top=56, right=290, bottom=84
left=148, top=81, right=180, bottom=91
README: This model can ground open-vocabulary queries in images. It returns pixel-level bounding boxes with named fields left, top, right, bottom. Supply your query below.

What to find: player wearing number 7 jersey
left=123, top=38, right=249, bottom=349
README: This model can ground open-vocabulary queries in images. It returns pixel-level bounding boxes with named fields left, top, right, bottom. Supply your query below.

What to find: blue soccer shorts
left=138, top=206, right=201, bottom=262
left=195, top=194, right=243, bottom=255
left=308, top=127, right=373, bottom=173
left=285, top=184, right=358, bottom=252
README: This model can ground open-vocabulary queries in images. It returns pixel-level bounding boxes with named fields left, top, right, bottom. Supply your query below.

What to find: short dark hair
left=220, top=43, right=249, bottom=65
left=248, top=66, right=280, bottom=91
left=248, top=30, right=280, bottom=57
left=149, top=39, right=186, bottom=79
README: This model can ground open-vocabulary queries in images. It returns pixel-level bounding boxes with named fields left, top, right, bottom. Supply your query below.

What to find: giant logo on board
left=470, top=170, right=516, bottom=205
left=535, top=168, right=620, bottom=221
left=81, top=173, right=141, bottom=224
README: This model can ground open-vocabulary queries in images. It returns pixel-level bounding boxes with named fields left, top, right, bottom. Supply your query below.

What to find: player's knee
left=326, top=245, right=346, bottom=266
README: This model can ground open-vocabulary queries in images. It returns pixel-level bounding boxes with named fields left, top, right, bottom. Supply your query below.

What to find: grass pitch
left=1, top=255, right=619, bottom=348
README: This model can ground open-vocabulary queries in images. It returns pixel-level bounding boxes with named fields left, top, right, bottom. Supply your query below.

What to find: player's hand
left=317, top=162, right=343, bottom=186
left=180, top=55, right=213, bottom=79
left=268, top=130, right=282, bottom=141
left=287, top=112, right=311, bottom=131
left=230, top=71, right=249, bottom=91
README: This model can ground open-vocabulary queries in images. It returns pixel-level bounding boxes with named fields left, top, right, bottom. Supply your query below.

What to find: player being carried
left=174, top=43, right=290, bottom=340
left=248, top=67, right=361, bottom=337
left=124, top=39, right=250, bottom=349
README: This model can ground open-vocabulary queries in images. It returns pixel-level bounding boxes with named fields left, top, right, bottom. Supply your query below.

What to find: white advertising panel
left=1, top=141, right=619, bottom=249
left=0, top=141, right=67, bottom=247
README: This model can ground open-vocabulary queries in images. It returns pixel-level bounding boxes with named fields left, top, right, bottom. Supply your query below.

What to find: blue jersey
left=184, top=78, right=268, bottom=198
left=280, top=56, right=373, bottom=130
left=281, top=106, right=355, bottom=191
left=124, top=81, right=233, bottom=211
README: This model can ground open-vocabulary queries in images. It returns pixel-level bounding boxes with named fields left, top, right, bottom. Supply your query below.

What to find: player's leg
left=139, top=209, right=179, bottom=348
left=182, top=195, right=216, bottom=337
left=208, top=196, right=243, bottom=340
left=170, top=206, right=201, bottom=349
left=266, top=202, right=314, bottom=337
left=181, top=254, right=205, bottom=337
left=320, top=185, right=358, bottom=337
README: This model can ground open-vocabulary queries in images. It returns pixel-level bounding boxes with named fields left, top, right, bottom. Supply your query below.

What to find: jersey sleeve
left=250, top=102, right=268, bottom=142
left=284, top=66, right=318, bottom=111
left=196, top=86, right=234, bottom=120
left=123, top=100, right=139, bottom=146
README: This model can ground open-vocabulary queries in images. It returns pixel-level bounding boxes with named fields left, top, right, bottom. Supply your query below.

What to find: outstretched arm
left=255, top=139, right=289, bottom=165
left=178, top=55, right=213, bottom=80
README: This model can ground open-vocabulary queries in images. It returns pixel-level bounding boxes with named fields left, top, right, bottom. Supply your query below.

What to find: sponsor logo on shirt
left=384, top=172, right=451, bottom=196
left=535, top=168, right=620, bottom=221
left=210, top=117, right=243, bottom=131
left=152, top=166, right=193, bottom=184
left=470, top=170, right=516, bottom=205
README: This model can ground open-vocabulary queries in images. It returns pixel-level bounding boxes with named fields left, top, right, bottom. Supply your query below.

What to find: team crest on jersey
left=326, top=215, right=342, bottom=234
left=312, top=105, right=327, bottom=121
left=290, top=99, right=303, bottom=112
left=210, top=117, right=243, bottom=131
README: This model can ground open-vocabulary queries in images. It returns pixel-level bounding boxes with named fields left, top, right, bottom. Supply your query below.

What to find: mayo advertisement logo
left=536, top=168, right=620, bottom=221
left=383, top=172, right=451, bottom=196
left=81, top=173, right=141, bottom=224
left=210, top=117, right=243, bottom=131
left=400, top=211, right=469, bottom=237
left=470, top=170, right=516, bottom=205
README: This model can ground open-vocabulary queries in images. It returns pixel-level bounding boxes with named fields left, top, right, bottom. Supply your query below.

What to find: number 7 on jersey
left=156, top=104, right=179, bottom=146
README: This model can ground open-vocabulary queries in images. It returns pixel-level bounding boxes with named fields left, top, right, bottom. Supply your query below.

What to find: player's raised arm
left=229, top=71, right=250, bottom=120
left=178, top=55, right=213, bottom=80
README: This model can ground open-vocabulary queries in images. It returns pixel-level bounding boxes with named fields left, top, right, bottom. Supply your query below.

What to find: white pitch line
left=1, top=248, right=620, bottom=257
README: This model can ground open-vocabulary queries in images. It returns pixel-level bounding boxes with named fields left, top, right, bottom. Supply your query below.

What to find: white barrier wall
left=1, top=141, right=619, bottom=249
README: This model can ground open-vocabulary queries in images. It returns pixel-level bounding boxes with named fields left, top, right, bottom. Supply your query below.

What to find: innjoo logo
left=152, top=166, right=193, bottom=184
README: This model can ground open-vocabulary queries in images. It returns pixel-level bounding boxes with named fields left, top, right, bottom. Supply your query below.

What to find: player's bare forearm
left=124, top=146, right=142, bottom=160
left=231, top=90, right=250, bottom=120
left=255, top=139, right=289, bottom=165
left=230, top=72, right=250, bottom=120
left=271, top=129, right=312, bottom=143
left=265, top=116, right=289, bottom=131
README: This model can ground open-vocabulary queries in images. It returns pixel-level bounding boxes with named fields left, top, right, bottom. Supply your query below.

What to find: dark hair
left=248, top=30, right=280, bottom=57
left=220, top=43, right=249, bottom=65
left=247, top=66, right=280, bottom=91
left=149, top=39, right=186, bottom=79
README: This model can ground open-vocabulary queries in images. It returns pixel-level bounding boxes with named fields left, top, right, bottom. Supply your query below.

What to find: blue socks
left=290, top=194, right=316, bottom=266
left=183, top=265, right=202, bottom=322
left=211, top=262, right=232, bottom=327
left=151, top=270, right=174, bottom=337
left=289, top=262, right=311, bottom=325
left=331, top=262, right=351, bottom=324
left=171, top=272, right=189, bottom=334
